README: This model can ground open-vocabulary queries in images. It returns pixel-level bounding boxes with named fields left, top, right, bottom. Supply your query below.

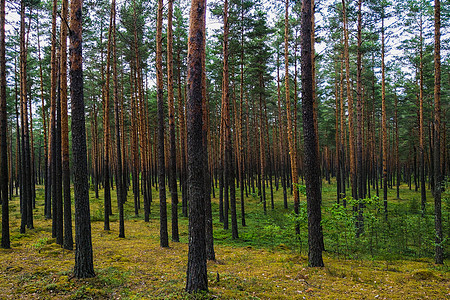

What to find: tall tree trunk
left=48, top=0, right=58, bottom=228
left=130, top=66, right=140, bottom=216
left=60, top=0, right=73, bottom=250
left=157, top=0, right=169, bottom=248
left=185, top=0, right=208, bottom=293
left=418, top=13, right=427, bottom=214
left=20, top=0, right=33, bottom=231
left=381, top=13, right=388, bottom=218
left=239, top=0, right=246, bottom=224
left=167, top=0, right=179, bottom=242
left=70, top=0, right=95, bottom=278
left=0, top=0, right=9, bottom=249
left=259, top=74, right=266, bottom=213
left=301, top=0, right=324, bottom=267
left=356, top=0, right=364, bottom=236
left=103, top=2, right=114, bottom=230
left=342, top=0, right=356, bottom=200
left=54, top=57, right=63, bottom=246
left=222, top=0, right=238, bottom=238
left=433, top=0, right=443, bottom=265
left=202, top=22, right=215, bottom=260
left=177, top=54, right=188, bottom=218
left=285, top=0, right=300, bottom=234
left=112, top=0, right=125, bottom=239
left=395, top=93, right=399, bottom=199
left=276, top=52, right=288, bottom=209
left=339, top=51, right=346, bottom=206
left=36, top=12, right=50, bottom=219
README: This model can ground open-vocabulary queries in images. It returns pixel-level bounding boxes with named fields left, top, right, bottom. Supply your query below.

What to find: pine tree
left=185, top=0, right=208, bottom=293
left=0, top=0, right=9, bottom=249
left=157, top=0, right=169, bottom=248
left=433, top=0, right=443, bottom=265
left=70, top=0, right=95, bottom=278
left=60, top=0, right=73, bottom=250
left=167, top=0, right=179, bottom=243
left=301, top=0, right=324, bottom=268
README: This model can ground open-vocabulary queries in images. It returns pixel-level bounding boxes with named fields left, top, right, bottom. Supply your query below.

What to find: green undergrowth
left=0, top=181, right=448, bottom=299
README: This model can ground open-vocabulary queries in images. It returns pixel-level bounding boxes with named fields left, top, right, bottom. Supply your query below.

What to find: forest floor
left=0, top=182, right=448, bottom=299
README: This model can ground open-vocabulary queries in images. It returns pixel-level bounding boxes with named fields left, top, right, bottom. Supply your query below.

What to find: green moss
left=0, top=183, right=448, bottom=300
left=411, top=269, right=438, bottom=280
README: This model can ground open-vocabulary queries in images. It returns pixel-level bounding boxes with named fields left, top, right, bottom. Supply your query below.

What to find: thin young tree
left=433, top=0, right=443, bottom=265
left=36, top=10, right=50, bottom=219
left=167, top=0, right=179, bottom=242
left=157, top=0, right=169, bottom=248
left=284, top=0, right=300, bottom=234
left=381, top=5, right=388, bottom=218
left=112, top=0, right=125, bottom=239
left=356, top=0, right=364, bottom=236
left=417, top=12, right=427, bottom=215
left=60, top=0, right=73, bottom=250
left=301, top=0, right=324, bottom=268
left=0, top=0, right=9, bottom=249
left=203, top=18, right=215, bottom=260
left=48, top=0, right=58, bottom=229
left=342, top=0, right=356, bottom=200
left=103, top=1, right=114, bottom=230
left=185, top=0, right=208, bottom=293
left=70, top=0, right=95, bottom=278
left=19, top=0, right=33, bottom=231
left=222, top=0, right=238, bottom=238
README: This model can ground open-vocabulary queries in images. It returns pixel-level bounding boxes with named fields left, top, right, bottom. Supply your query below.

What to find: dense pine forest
left=0, top=0, right=449, bottom=298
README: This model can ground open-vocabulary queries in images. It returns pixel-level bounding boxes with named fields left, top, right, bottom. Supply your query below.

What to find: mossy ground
left=0, top=182, right=448, bottom=299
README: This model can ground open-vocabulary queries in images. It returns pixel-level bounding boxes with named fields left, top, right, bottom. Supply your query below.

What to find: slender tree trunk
left=111, top=0, right=125, bottom=239
left=335, top=58, right=341, bottom=204
left=356, top=0, right=364, bottom=236
left=418, top=14, right=427, bottom=214
left=381, top=14, right=388, bottom=218
left=222, top=0, right=238, bottom=238
left=0, top=0, right=9, bottom=249
left=342, top=0, right=356, bottom=200
left=103, top=2, right=114, bottom=230
left=339, top=52, right=346, bottom=206
left=259, top=74, right=266, bottom=213
left=277, top=53, right=288, bottom=209
left=70, top=0, right=95, bottom=278
left=28, top=92, right=36, bottom=208
left=395, top=93, right=399, bottom=199
left=177, top=55, right=188, bottom=218
left=36, top=13, right=50, bottom=219
left=185, top=0, right=208, bottom=293
left=55, top=64, right=64, bottom=245
left=167, top=0, right=179, bottom=242
left=20, top=1, right=33, bottom=231
left=433, top=0, right=443, bottom=265
left=239, top=1, right=246, bottom=225
left=285, top=0, right=300, bottom=235
left=157, top=0, right=169, bottom=248
left=60, top=0, right=73, bottom=250
left=301, top=0, right=324, bottom=267
left=202, top=24, right=215, bottom=260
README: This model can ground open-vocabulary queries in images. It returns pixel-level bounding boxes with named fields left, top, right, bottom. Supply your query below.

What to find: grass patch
left=0, top=182, right=448, bottom=299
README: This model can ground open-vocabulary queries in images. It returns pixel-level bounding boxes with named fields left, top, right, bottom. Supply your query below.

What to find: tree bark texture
left=433, top=0, right=443, bottom=265
left=185, top=0, right=208, bottom=293
left=157, top=0, right=169, bottom=248
left=0, top=0, right=9, bottom=249
left=70, top=0, right=95, bottom=278
left=61, top=0, right=73, bottom=250
left=301, top=0, right=324, bottom=268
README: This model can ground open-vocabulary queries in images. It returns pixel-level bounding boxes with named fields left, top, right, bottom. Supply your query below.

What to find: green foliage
left=31, top=237, right=49, bottom=250
left=322, top=195, right=437, bottom=260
